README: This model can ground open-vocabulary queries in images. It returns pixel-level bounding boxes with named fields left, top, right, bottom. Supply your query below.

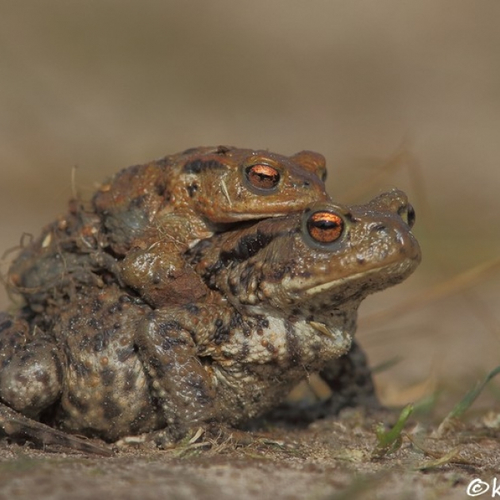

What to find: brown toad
left=9, top=147, right=328, bottom=311
left=95, top=146, right=329, bottom=306
left=0, top=190, right=420, bottom=448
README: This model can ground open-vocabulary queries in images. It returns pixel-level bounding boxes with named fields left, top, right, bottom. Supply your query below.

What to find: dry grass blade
left=187, top=427, right=205, bottom=444
left=405, top=434, right=476, bottom=469
left=0, top=403, right=112, bottom=456
left=415, top=448, right=470, bottom=470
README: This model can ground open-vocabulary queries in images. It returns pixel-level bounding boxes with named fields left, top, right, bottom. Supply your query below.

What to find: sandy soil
left=1, top=406, right=499, bottom=500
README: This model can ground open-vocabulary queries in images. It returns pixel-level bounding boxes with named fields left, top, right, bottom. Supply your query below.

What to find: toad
left=0, top=190, right=420, bottom=449
left=95, top=146, right=329, bottom=306
left=9, top=147, right=328, bottom=311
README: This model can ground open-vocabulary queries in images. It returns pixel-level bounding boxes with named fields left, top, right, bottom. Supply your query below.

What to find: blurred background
left=1, top=0, right=499, bottom=411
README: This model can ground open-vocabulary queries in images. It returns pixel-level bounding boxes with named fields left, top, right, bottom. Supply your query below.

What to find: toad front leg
left=318, top=340, right=379, bottom=414
left=121, top=247, right=208, bottom=308
left=120, top=214, right=211, bottom=307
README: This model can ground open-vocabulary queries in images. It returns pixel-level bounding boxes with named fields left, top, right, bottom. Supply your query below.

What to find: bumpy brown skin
left=0, top=190, right=420, bottom=448
left=92, top=146, right=328, bottom=307
left=8, top=146, right=328, bottom=313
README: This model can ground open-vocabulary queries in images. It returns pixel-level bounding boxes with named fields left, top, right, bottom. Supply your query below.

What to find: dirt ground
left=1, top=406, right=499, bottom=500
left=1, top=1, right=500, bottom=498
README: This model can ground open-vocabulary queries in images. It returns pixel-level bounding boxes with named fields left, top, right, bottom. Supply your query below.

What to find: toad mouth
left=302, top=257, right=419, bottom=298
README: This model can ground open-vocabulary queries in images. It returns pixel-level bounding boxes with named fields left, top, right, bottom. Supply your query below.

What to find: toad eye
left=245, top=164, right=281, bottom=191
left=307, top=211, right=344, bottom=243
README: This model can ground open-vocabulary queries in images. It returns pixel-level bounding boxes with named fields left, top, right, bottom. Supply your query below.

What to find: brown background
left=1, top=0, right=499, bottom=407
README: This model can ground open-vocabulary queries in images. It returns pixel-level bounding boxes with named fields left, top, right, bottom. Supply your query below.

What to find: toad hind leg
left=0, top=314, right=62, bottom=419
left=0, top=314, right=104, bottom=453
left=136, top=308, right=218, bottom=441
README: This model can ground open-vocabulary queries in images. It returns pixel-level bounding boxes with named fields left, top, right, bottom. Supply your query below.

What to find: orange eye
left=307, top=211, right=344, bottom=243
left=245, top=164, right=280, bottom=190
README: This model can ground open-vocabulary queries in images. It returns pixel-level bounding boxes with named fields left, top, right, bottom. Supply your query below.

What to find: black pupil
left=247, top=165, right=280, bottom=189
left=312, top=219, right=339, bottom=231
left=258, top=172, right=276, bottom=182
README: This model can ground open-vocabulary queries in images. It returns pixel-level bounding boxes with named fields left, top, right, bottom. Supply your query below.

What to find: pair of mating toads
left=0, top=146, right=421, bottom=453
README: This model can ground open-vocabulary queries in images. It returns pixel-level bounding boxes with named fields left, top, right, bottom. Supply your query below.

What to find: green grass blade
left=372, top=404, right=413, bottom=458
left=437, top=364, right=500, bottom=436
